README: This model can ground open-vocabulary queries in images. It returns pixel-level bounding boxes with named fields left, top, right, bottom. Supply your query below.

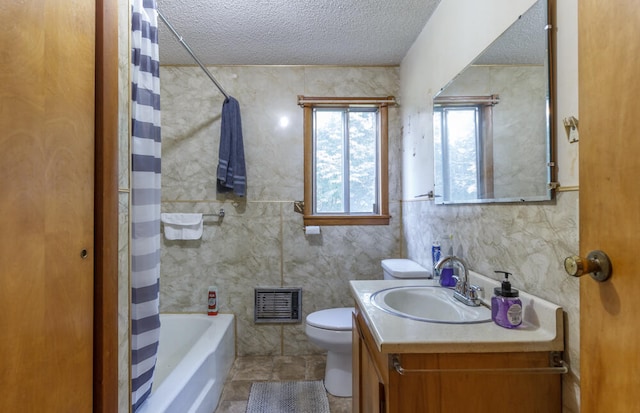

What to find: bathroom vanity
left=350, top=276, right=565, bottom=413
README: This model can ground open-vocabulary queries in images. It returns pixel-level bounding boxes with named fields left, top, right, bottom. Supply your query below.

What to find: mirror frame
left=433, top=0, right=555, bottom=205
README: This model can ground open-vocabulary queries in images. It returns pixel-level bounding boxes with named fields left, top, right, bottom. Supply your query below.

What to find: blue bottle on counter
left=439, top=261, right=456, bottom=287
left=431, top=241, right=441, bottom=279
left=491, top=271, right=522, bottom=329
left=438, top=241, right=456, bottom=287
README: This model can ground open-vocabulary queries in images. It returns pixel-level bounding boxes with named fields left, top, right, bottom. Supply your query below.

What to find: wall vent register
left=254, top=288, right=302, bottom=323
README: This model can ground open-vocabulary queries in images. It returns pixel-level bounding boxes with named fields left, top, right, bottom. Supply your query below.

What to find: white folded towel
left=160, top=213, right=203, bottom=240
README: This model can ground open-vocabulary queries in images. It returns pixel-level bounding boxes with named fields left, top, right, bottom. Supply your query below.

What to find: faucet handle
left=452, top=275, right=463, bottom=293
left=468, top=284, right=483, bottom=300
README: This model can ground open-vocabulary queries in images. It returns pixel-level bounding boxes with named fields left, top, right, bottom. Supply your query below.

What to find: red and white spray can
left=208, top=286, right=218, bottom=316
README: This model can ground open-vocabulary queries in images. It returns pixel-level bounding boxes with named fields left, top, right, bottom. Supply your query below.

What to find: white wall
left=400, top=1, right=580, bottom=411
left=554, top=0, right=580, bottom=186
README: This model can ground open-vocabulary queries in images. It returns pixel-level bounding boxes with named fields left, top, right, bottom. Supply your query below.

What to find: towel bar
left=392, top=354, right=568, bottom=375
left=203, top=209, right=225, bottom=219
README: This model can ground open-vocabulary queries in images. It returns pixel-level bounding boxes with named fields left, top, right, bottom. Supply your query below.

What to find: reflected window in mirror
left=434, top=95, right=499, bottom=202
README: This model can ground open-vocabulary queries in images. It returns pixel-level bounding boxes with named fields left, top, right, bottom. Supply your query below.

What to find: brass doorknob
left=564, top=250, right=612, bottom=282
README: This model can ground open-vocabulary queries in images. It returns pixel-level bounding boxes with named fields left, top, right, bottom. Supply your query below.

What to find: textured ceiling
left=474, top=0, right=546, bottom=65
left=156, top=0, right=441, bottom=66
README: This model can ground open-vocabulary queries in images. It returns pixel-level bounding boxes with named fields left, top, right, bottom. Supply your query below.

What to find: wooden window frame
left=299, top=96, right=394, bottom=226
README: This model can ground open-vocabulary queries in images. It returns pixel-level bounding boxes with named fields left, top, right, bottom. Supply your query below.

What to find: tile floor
left=215, top=355, right=352, bottom=413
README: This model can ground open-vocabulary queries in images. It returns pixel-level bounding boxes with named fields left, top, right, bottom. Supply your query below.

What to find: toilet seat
left=306, top=307, right=354, bottom=331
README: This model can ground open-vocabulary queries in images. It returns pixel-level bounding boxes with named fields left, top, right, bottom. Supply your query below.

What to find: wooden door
left=0, top=1, right=96, bottom=411
left=578, top=1, right=640, bottom=411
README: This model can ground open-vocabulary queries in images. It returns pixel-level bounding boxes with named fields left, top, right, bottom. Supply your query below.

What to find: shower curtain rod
left=157, top=10, right=230, bottom=99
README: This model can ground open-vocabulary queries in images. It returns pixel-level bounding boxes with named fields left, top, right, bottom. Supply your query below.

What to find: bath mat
left=246, top=380, right=330, bottom=413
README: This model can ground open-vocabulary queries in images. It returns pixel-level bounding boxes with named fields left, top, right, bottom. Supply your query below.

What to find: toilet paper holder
left=304, top=226, right=321, bottom=235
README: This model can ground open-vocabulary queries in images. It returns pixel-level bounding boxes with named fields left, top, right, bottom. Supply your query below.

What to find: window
left=433, top=95, right=497, bottom=201
left=299, top=96, right=394, bottom=226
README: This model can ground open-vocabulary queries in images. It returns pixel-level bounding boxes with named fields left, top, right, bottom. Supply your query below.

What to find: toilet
left=305, top=307, right=354, bottom=397
left=305, top=258, right=429, bottom=397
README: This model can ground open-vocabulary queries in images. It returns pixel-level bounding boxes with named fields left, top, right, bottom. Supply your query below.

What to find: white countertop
left=350, top=271, right=564, bottom=354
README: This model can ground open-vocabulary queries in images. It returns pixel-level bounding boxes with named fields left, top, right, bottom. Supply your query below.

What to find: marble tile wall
left=117, top=193, right=130, bottom=413
left=117, top=0, right=130, bottom=411
left=159, top=66, right=402, bottom=356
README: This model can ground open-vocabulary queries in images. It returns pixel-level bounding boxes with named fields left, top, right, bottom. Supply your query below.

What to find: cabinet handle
left=392, top=354, right=568, bottom=375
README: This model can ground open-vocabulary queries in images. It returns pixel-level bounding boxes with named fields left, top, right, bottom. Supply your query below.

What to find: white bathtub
left=138, top=313, right=235, bottom=413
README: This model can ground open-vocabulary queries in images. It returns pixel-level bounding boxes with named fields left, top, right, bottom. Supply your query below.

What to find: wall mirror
left=433, top=0, right=553, bottom=204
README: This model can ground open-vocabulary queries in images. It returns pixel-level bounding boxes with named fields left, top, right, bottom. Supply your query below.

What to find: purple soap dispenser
left=491, top=271, right=522, bottom=329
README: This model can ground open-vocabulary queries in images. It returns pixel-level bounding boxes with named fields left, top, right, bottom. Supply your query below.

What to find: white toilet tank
left=381, top=258, right=430, bottom=280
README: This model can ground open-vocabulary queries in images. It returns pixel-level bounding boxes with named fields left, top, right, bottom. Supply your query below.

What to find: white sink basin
left=370, top=286, right=492, bottom=324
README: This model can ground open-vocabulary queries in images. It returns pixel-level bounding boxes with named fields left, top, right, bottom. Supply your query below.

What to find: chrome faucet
left=434, top=256, right=483, bottom=307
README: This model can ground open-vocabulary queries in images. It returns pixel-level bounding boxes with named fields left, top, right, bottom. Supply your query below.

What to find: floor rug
left=246, top=380, right=330, bottom=413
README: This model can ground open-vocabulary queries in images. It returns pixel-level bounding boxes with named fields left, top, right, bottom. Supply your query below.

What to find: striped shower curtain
left=131, top=0, right=162, bottom=410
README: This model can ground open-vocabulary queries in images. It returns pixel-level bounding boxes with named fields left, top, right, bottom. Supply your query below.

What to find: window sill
left=303, top=215, right=391, bottom=226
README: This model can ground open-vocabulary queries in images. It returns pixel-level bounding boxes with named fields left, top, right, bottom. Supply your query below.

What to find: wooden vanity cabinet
left=352, top=306, right=562, bottom=413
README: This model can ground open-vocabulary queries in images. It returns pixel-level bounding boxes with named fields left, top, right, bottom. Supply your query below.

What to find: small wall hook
left=563, top=116, right=579, bottom=143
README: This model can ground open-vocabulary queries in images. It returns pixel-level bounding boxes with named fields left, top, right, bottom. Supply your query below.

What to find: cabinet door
left=361, top=346, right=385, bottom=413
left=353, top=312, right=385, bottom=413
left=0, top=1, right=95, bottom=411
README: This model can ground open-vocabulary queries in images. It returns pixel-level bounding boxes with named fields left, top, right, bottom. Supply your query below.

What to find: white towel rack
left=203, top=209, right=225, bottom=219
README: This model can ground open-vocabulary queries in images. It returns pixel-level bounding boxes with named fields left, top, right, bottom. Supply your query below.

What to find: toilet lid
left=306, top=307, right=354, bottom=331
